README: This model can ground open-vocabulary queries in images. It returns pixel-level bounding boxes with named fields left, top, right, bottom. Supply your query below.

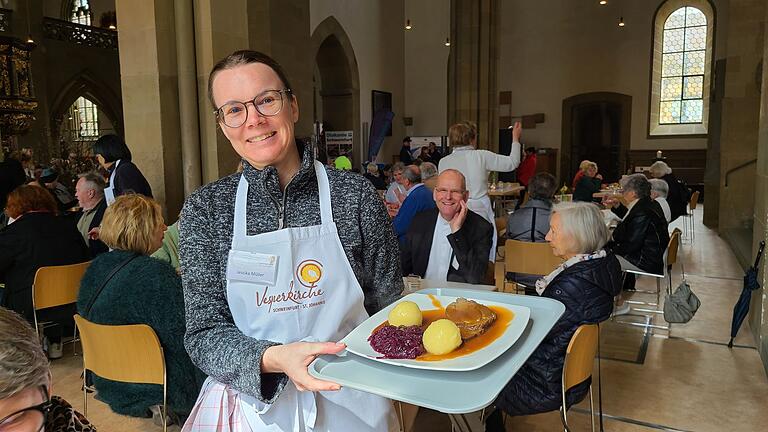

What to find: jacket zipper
left=270, top=176, right=296, bottom=230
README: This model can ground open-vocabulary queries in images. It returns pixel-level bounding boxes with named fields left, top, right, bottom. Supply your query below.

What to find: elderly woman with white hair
left=0, top=307, right=95, bottom=431
left=649, top=178, right=671, bottom=223
left=363, top=163, right=386, bottom=190
left=648, top=161, right=688, bottom=222
left=487, top=202, right=621, bottom=428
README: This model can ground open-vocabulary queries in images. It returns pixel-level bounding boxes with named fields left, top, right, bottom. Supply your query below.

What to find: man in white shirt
left=649, top=178, right=672, bottom=223
left=400, top=169, right=494, bottom=284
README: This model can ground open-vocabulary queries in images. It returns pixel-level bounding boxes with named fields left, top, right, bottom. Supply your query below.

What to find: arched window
left=71, top=0, right=91, bottom=26
left=649, top=1, right=714, bottom=136
left=65, top=97, right=99, bottom=139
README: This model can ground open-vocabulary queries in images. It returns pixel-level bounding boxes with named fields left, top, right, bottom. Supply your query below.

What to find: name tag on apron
left=226, top=250, right=279, bottom=285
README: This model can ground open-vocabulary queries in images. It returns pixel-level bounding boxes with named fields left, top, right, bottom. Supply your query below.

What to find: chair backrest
left=667, top=228, right=682, bottom=266
left=689, top=190, right=700, bottom=210
left=563, top=324, right=599, bottom=390
left=32, top=261, right=91, bottom=311
left=505, top=239, right=564, bottom=276
left=73, top=314, right=165, bottom=385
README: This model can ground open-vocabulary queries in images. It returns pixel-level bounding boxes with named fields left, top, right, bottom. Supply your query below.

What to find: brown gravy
left=373, top=295, right=514, bottom=361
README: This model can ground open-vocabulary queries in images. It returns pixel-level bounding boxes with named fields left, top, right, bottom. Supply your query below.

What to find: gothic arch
left=50, top=72, right=123, bottom=144
left=310, top=17, right=361, bottom=164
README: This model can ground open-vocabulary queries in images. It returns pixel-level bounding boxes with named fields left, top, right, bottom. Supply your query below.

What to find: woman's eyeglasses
left=0, top=386, right=51, bottom=432
left=215, top=89, right=292, bottom=128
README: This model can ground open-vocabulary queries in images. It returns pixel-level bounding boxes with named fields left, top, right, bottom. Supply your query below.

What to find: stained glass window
left=71, top=0, right=91, bottom=26
left=659, top=6, right=707, bottom=124
left=67, top=97, right=99, bottom=140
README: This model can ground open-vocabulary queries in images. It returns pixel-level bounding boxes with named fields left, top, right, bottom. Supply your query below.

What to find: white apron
left=466, top=195, right=497, bottom=262
left=104, top=159, right=121, bottom=206
left=183, top=161, right=396, bottom=432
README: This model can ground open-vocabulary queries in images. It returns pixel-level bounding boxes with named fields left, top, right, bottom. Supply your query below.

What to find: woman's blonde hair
left=100, top=194, right=164, bottom=255
left=552, top=202, right=608, bottom=254
left=0, top=307, right=49, bottom=399
left=448, top=121, right=477, bottom=148
left=578, top=160, right=592, bottom=173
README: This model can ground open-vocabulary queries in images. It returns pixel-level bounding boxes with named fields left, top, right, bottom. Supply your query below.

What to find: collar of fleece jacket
left=240, top=139, right=314, bottom=200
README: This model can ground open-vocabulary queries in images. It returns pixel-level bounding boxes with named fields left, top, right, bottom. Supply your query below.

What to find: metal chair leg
left=589, top=386, right=595, bottom=432
left=82, top=368, right=88, bottom=417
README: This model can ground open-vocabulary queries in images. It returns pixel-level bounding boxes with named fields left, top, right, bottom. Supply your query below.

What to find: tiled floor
left=50, top=205, right=768, bottom=431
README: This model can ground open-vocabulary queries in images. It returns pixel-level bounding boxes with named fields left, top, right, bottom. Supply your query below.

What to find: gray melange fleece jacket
left=179, top=141, right=403, bottom=403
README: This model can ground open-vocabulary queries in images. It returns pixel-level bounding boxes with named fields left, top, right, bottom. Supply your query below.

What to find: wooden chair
left=32, top=261, right=91, bottom=354
left=73, top=314, right=168, bottom=432
left=560, top=324, right=599, bottom=432
left=682, top=190, right=700, bottom=243
left=495, top=240, right=563, bottom=293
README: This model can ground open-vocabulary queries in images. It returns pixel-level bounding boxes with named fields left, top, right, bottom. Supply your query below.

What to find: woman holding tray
left=179, top=50, right=402, bottom=431
left=486, top=202, right=622, bottom=430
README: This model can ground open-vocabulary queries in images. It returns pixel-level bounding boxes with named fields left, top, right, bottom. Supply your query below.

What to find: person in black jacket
left=0, top=150, right=26, bottom=227
left=572, top=161, right=603, bottom=202
left=93, top=134, right=153, bottom=204
left=487, top=202, right=622, bottom=429
left=604, top=174, right=670, bottom=283
left=401, top=169, right=493, bottom=284
left=649, top=161, right=688, bottom=222
left=399, top=136, right=413, bottom=165
left=0, top=185, right=90, bottom=352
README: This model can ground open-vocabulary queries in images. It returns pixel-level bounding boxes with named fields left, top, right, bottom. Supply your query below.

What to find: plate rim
left=342, top=293, right=531, bottom=371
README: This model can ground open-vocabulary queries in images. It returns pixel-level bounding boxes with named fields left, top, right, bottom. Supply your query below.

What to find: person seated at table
left=603, top=174, right=669, bottom=295
left=648, top=161, right=689, bottom=222
left=73, top=171, right=109, bottom=257
left=39, top=168, right=77, bottom=213
left=516, top=147, right=537, bottom=187
left=649, top=178, right=671, bottom=223
left=0, top=185, right=90, bottom=358
left=76, top=194, right=205, bottom=423
left=421, top=162, right=438, bottom=191
left=384, top=162, right=407, bottom=204
left=0, top=307, right=96, bottom=432
left=505, top=172, right=558, bottom=290
left=363, top=163, right=386, bottom=190
left=389, top=165, right=436, bottom=242
left=571, top=160, right=591, bottom=190
left=400, top=169, right=493, bottom=283
left=486, top=202, right=621, bottom=430
left=572, top=161, right=602, bottom=202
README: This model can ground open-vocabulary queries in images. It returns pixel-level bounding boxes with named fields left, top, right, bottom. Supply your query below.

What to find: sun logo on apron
left=297, top=260, right=323, bottom=287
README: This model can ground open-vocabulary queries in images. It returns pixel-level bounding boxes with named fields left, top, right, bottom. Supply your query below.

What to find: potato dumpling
left=387, top=301, right=423, bottom=327
left=422, top=319, right=462, bottom=355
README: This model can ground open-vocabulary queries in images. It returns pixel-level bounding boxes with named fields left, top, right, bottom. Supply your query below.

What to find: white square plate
left=342, top=293, right=531, bottom=371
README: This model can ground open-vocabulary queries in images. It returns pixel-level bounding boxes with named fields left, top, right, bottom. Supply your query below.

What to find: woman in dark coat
left=487, top=202, right=622, bottom=429
left=93, top=134, right=153, bottom=203
left=0, top=185, right=89, bottom=348
left=572, top=161, right=603, bottom=202
left=76, top=194, right=204, bottom=422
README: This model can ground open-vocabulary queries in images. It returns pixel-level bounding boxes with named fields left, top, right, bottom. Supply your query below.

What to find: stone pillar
left=247, top=0, right=313, bottom=139
left=115, top=0, right=185, bottom=219
left=751, top=1, right=768, bottom=377
left=718, top=0, right=765, bottom=265
left=447, top=0, right=498, bottom=151
left=193, top=0, right=249, bottom=183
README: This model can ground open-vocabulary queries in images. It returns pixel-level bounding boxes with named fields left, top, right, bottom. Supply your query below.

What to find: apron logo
left=254, top=260, right=326, bottom=313
left=297, top=260, right=323, bottom=287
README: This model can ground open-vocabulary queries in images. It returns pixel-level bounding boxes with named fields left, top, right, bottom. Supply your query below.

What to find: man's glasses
left=215, top=89, right=292, bottom=128
left=435, top=187, right=466, bottom=196
left=0, top=386, right=51, bottom=432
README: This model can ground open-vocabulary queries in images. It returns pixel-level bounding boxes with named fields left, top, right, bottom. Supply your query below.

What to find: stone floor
left=50, top=205, right=768, bottom=431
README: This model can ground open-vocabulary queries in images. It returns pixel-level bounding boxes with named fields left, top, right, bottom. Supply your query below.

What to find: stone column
left=447, top=0, right=499, bottom=151
left=175, top=0, right=202, bottom=196
left=193, top=0, right=249, bottom=183
left=751, top=1, right=768, bottom=377
left=115, top=0, right=185, bottom=219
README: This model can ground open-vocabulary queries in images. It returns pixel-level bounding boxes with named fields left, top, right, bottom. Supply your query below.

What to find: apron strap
left=313, top=160, right=334, bottom=225
left=232, top=161, right=334, bottom=242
